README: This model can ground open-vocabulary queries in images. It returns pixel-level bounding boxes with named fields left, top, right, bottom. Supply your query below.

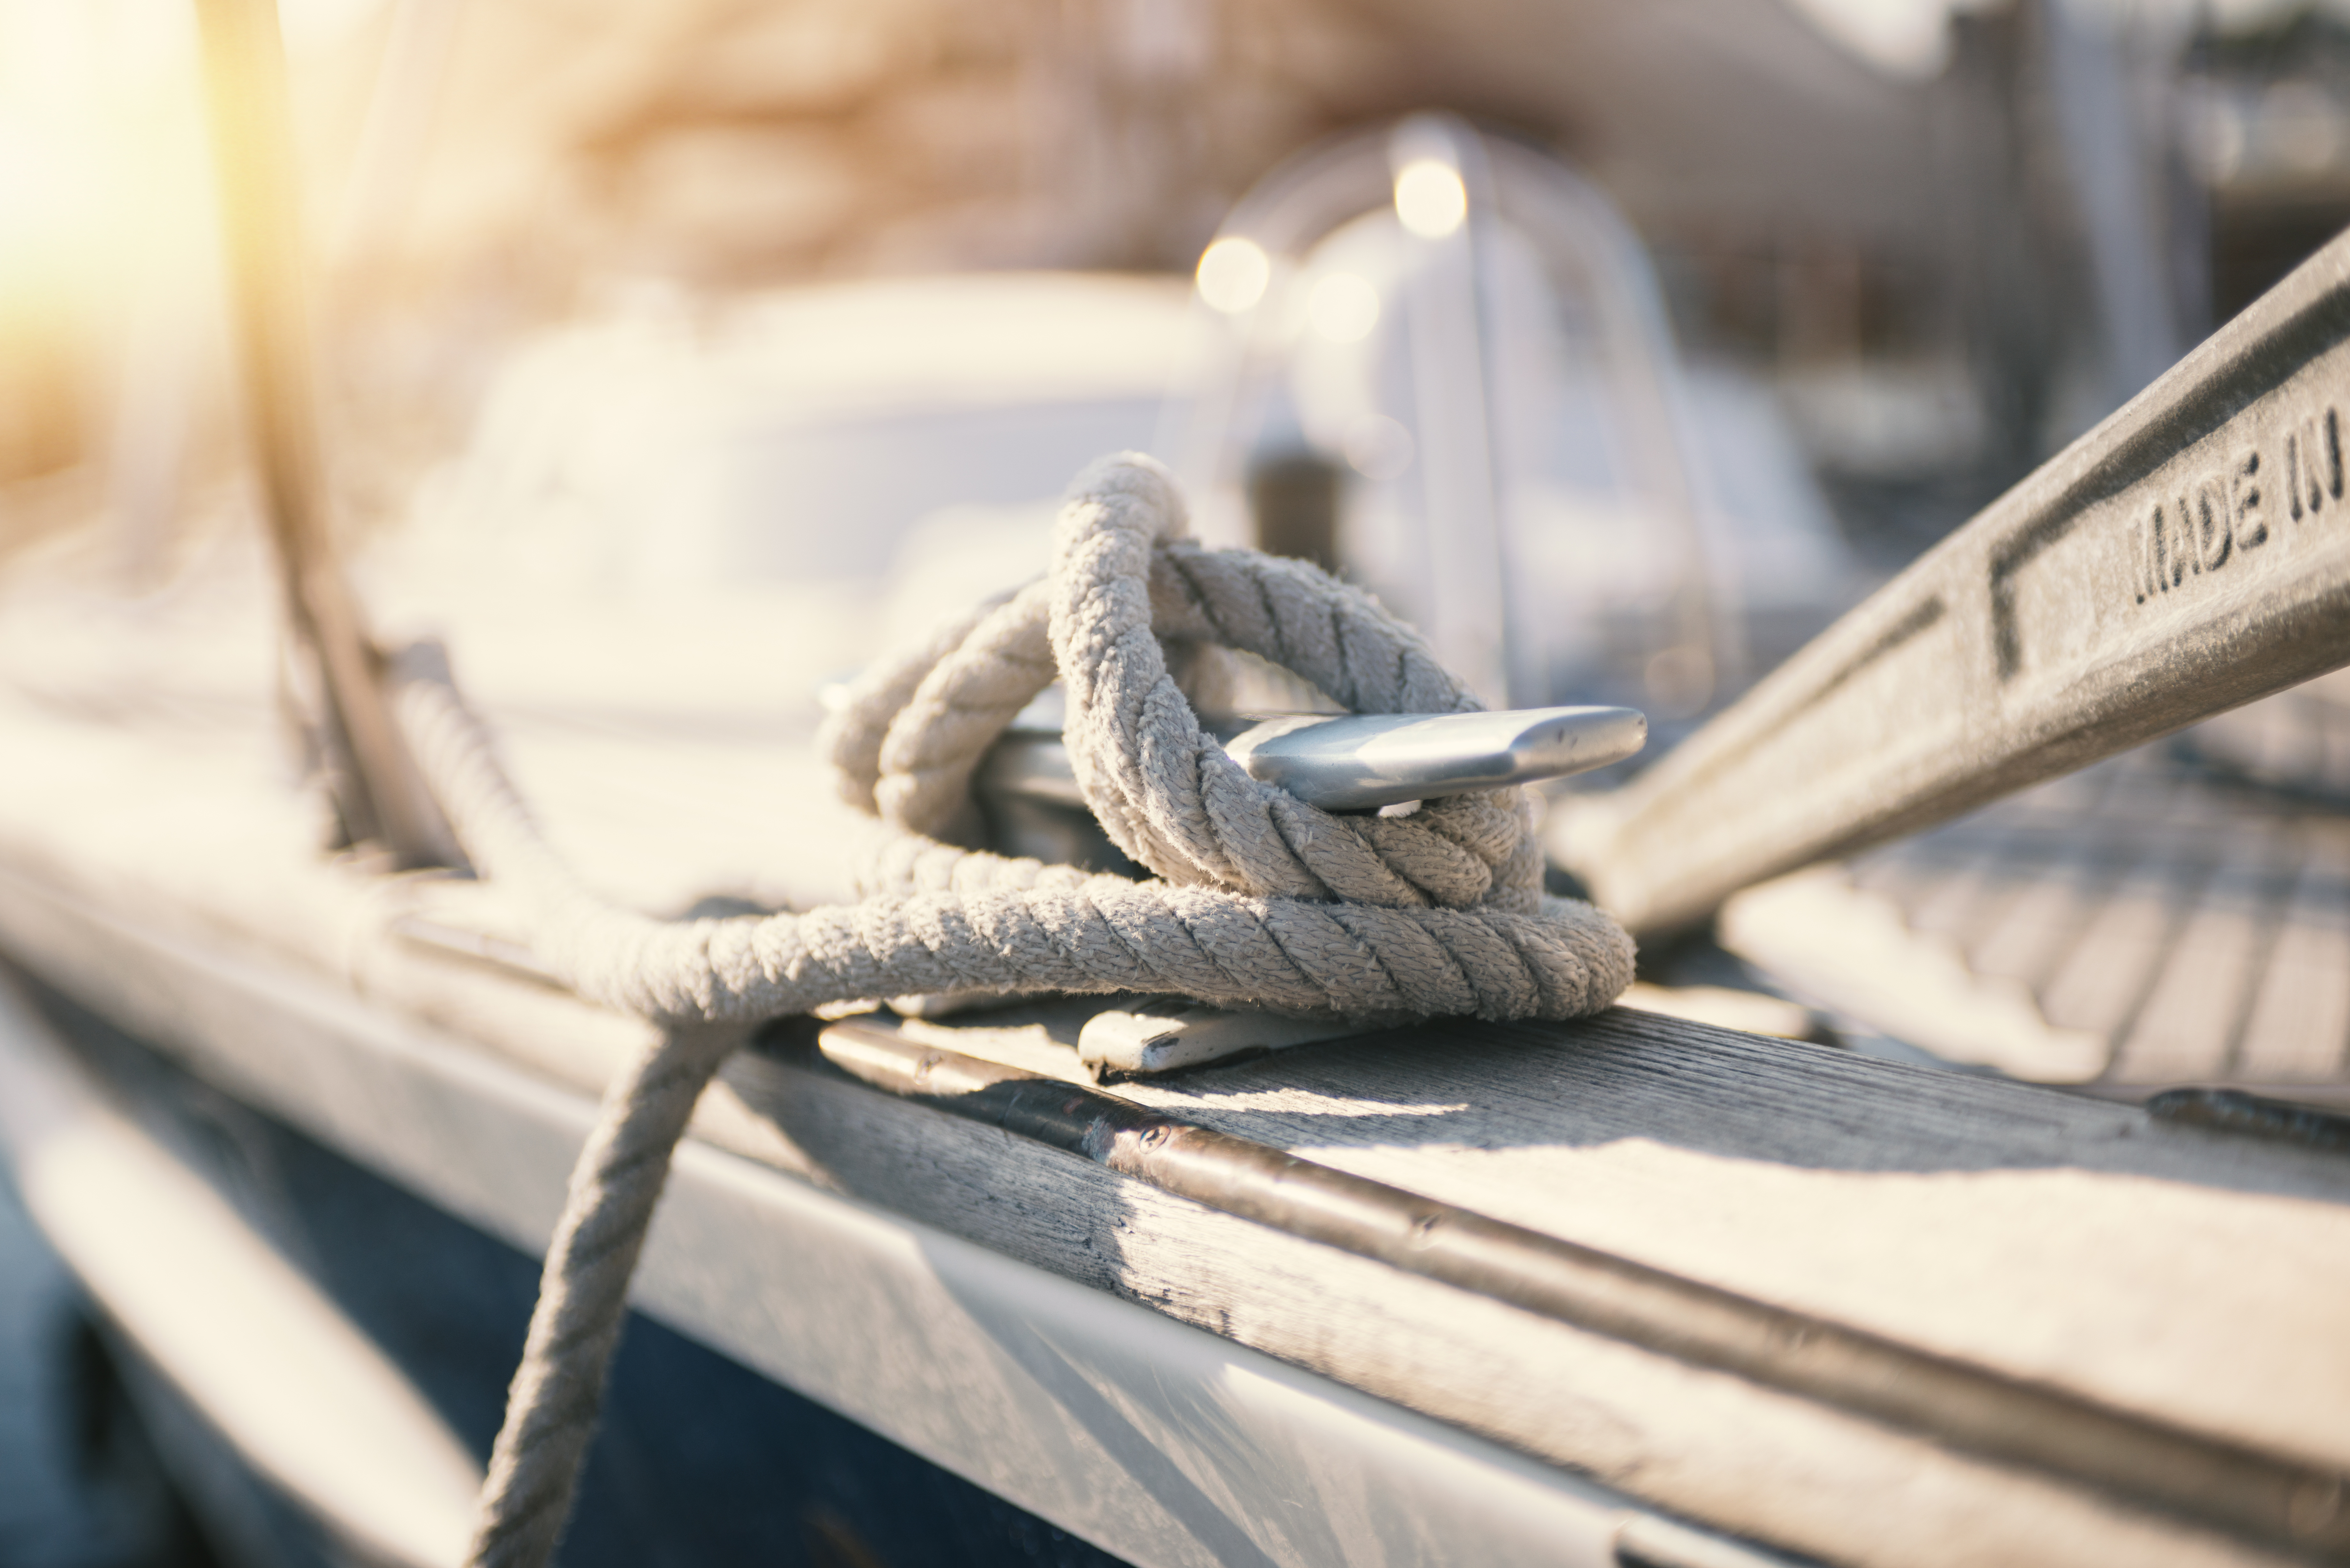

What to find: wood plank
left=1717, top=866, right=2108, bottom=1080
left=726, top=1040, right=2305, bottom=1568
left=2034, top=830, right=2201, bottom=1050
left=1740, top=747, right=2350, bottom=1094
left=1960, top=834, right=2112, bottom=994
left=2238, top=829, right=2350, bottom=1082
left=1877, top=818, right=2033, bottom=953
left=2109, top=822, right=2283, bottom=1084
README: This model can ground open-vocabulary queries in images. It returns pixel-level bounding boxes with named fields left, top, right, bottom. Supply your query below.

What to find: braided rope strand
left=435, top=451, right=1634, bottom=1568
left=465, top=1024, right=738, bottom=1568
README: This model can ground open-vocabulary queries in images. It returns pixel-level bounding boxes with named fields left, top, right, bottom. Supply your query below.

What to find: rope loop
left=824, top=452, right=1547, bottom=917
left=407, top=450, right=1631, bottom=1027
left=416, top=451, right=1637, bottom=1568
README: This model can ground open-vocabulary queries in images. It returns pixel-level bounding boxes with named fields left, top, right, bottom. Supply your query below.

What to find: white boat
left=3, top=17, right=2348, bottom=1568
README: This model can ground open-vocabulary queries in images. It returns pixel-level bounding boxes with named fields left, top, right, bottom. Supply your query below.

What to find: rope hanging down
left=401, top=452, right=1634, bottom=1568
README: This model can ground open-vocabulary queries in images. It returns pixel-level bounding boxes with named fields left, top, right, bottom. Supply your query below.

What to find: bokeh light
left=1392, top=159, right=1466, bottom=239
left=1195, top=236, right=1269, bottom=314
left=1307, top=272, right=1379, bottom=343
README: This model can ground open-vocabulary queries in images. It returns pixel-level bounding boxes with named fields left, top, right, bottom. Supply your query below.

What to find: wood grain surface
left=1734, top=746, right=2350, bottom=1095
left=2, top=690, right=2347, bottom=1566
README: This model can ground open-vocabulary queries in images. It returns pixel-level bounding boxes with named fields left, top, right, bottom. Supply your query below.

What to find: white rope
left=418, top=453, right=1634, bottom=1568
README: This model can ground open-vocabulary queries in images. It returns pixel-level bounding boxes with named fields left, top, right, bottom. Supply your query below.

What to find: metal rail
left=1560, top=228, right=2350, bottom=935
left=193, top=0, right=457, bottom=868
left=807, top=1015, right=2350, bottom=1563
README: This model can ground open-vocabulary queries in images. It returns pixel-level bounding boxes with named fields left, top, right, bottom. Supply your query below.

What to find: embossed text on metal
left=1564, top=231, right=2350, bottom=935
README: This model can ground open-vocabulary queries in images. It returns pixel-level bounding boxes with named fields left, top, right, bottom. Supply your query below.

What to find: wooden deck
left=1727, top=745, right=2350, bottom=1094
left=0, top=683, right=2346, bottom=1568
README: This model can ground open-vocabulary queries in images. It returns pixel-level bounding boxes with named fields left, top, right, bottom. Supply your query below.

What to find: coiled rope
left=401, top=453, right=1633, bottom=1568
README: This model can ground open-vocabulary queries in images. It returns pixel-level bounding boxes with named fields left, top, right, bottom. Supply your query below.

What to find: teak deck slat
left=1752, top=747, right=2350, bottom=1093
left=2241, top=840, right=2350, bottom=1080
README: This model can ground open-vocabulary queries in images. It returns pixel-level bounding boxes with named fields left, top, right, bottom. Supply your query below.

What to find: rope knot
left=412, top=449, right=1627, bottom=1029
left=826, top=451, right=1548, bottom=916
left=408, top=451, right=1636, bottom=1568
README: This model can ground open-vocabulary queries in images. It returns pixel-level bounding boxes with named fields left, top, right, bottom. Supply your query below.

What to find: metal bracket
left=1561, top=228, right=2350, bottom=935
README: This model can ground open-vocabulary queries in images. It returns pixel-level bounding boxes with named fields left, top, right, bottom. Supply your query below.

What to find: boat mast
left=191, top=0, right=459, bottom=870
